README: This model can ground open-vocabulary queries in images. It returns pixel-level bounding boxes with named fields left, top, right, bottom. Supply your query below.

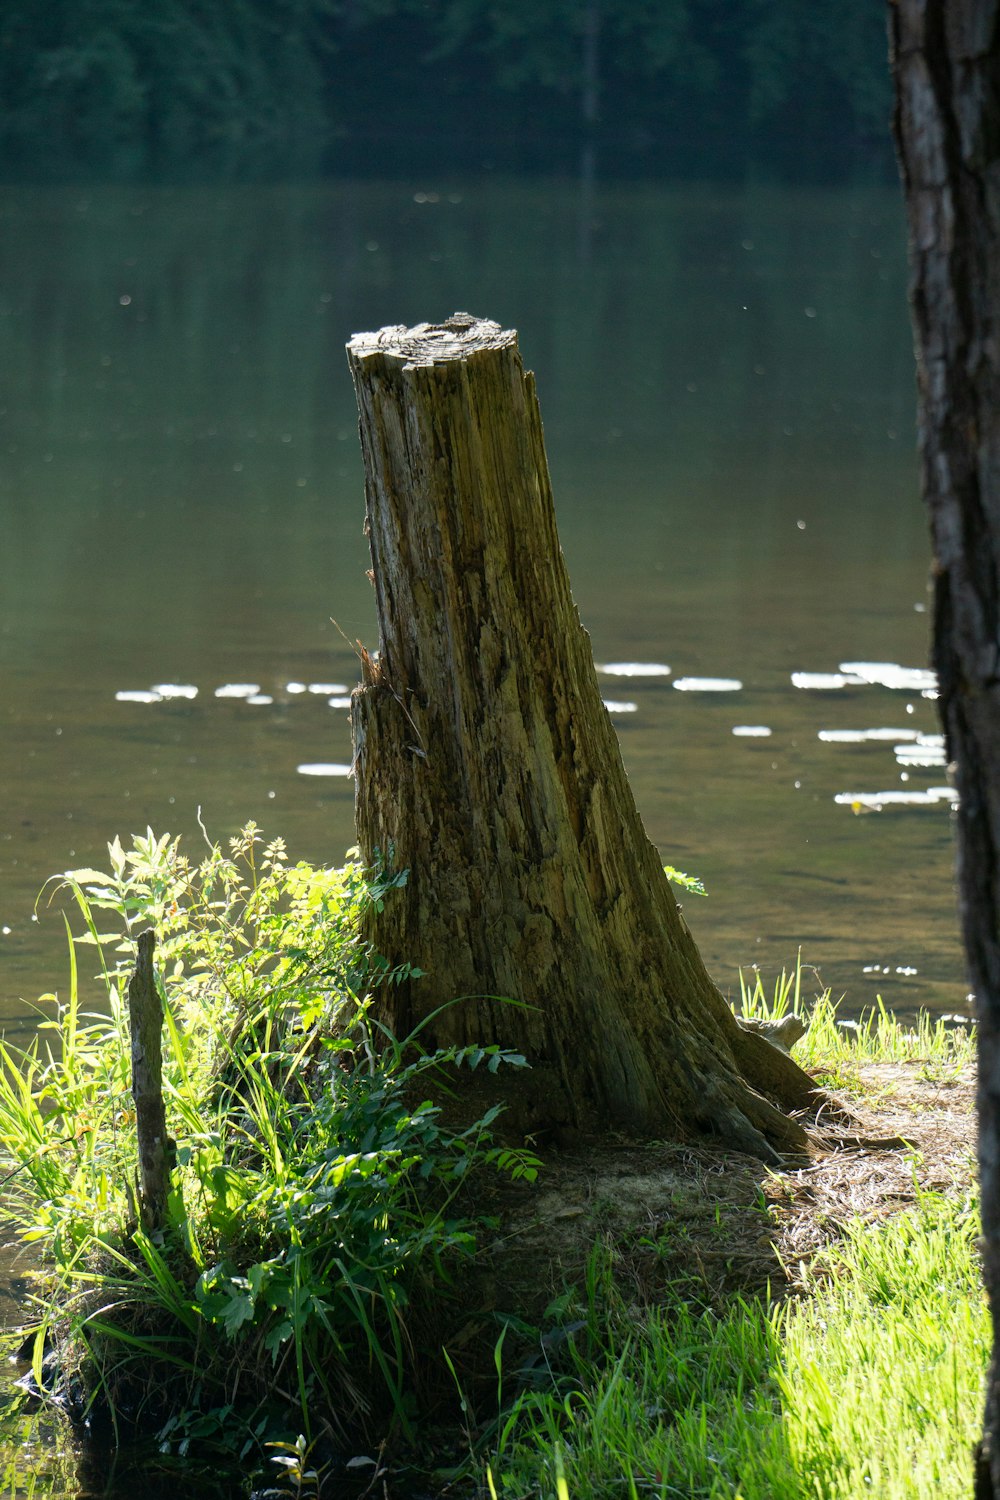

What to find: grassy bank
left=0, top=826, right=538, bottom=1466
left=473, top=970, right=981, bottom=1499
left=0, top=831, right=983, bottom=1498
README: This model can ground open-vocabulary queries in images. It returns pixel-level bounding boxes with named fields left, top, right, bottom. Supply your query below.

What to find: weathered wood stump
left=347, top=313, right=818, bottom=1161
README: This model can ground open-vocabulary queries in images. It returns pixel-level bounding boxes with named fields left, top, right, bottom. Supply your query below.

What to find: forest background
left=0, top=1, right=888, bottom=180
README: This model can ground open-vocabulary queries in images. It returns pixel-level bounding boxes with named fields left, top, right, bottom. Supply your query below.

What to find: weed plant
left=0, top=825, right=536, bottom=1458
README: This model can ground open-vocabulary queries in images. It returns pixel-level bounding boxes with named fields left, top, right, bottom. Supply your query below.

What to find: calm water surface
left=0, top=173, right=967, bottom=1033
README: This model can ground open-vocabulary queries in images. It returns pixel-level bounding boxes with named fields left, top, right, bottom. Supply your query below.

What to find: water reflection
left=0, top=1406, right=246, bottom=1500
left=0, top=173, right=967, bottom=1024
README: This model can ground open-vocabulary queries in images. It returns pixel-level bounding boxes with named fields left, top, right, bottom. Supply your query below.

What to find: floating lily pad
left=894, top=750, right=947, bottom=768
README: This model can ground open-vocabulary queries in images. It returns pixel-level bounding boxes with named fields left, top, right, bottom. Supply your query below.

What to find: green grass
left=468, top=965, right=981, bottom=1500
left=483, top=1187, right=985, bottom=1499
left=737, top=953, right=976, bottom=1075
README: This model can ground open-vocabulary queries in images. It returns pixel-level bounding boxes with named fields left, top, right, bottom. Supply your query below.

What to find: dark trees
left=0, top=1, right=887, bottom=173
left=889, top=3, right=1000, bottom=1492
left=346, top=313, right=819, bottom=1164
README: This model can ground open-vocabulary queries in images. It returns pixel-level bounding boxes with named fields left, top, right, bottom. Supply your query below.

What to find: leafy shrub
left=0, top=825, right=537, bottom=1455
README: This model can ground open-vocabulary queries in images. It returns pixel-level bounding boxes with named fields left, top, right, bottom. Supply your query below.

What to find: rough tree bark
left=889, top=4, right=1000, bottom=1494
left=346, top=313, right=820, bottom=1164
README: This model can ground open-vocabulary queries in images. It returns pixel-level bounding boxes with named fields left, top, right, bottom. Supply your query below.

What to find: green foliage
left=663, top=865, right=707, bottom=897
left=0, top=0, right=334, bottom=167
left=428, top=0, right=714, bottom=99
left=744, top=0, right=891, bottom=136
left=0, top=825, right=537, bottom=1453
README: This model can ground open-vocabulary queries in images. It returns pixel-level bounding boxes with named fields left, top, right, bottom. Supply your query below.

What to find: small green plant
left=737, top=950, right=805, bottom=1021
left=0, top=825, right=538, bottom=1457
left=664, top=866, right=707, bottom=897
left=263, top=1432, right=327, bottom=1498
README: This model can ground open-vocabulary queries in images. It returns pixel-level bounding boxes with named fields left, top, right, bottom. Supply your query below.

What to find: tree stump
left=346, top=313, right=817, bottom=1162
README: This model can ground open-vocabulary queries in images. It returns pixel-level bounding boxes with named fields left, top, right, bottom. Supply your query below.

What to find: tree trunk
left=346, top=313, right=818, bottom=1164
left=889, top=4, right=1000, bottom=1493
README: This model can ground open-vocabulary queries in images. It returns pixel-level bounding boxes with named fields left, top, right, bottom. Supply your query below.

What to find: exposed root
left=691, top=1070, right=810, bottom=1165
left=728, top=1024, right=823, bottom=1112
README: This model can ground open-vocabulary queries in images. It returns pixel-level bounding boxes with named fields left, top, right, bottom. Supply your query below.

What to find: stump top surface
left=347, top=312, right=517, bottom=367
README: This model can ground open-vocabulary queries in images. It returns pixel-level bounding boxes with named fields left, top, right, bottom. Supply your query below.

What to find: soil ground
left=440, top=1055, right=976, bottom=1394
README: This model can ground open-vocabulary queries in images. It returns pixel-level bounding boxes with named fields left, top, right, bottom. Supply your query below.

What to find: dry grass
left=468, top=1049, right=976, bottom=1346
left=769, top=1060, right=974, bottom=1277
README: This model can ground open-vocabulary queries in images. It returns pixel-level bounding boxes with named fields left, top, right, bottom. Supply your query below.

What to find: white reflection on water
left=296, top=762, right=353, bottom=776
left=115, top=689, right=162, bottom=703
left=597, top=662, right=671, bottom=677
left=214, top=683, right=260, bottom=698
left=791, top=671, right=866, bottom=689
left=732, top=725, right=771, bottom=736
left=894, top=735, right=947, bottom=767
left=839, top=661, right=938, bottom=691
left=308, top=682, right=348, bottom=694
left=327, top=695, right=354, bottom=708
left=818, top=727, right=918, bottom=743
left=673, top=677, right=742, bottom=692
left=602, top=700, right=638, bottom=713
left=834, top=787, right=957, bottom=810
left=151, top=683, right=198, bottom=699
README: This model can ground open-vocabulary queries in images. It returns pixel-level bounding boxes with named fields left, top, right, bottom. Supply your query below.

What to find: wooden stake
left=127, top=929, right=172, bottom=1236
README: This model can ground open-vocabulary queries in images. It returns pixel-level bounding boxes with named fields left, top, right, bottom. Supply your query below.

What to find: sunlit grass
left=485, top=1189, right=986, bottom=1499
left=473, top=968, right=981, bottom=1500
left=737, top=953, right=975, bottom=1074
left=0, top=884, right=981, bottom=1499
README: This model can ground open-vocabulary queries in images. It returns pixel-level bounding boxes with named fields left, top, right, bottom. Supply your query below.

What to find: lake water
left=0, top=171, right=969, bottom=1035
